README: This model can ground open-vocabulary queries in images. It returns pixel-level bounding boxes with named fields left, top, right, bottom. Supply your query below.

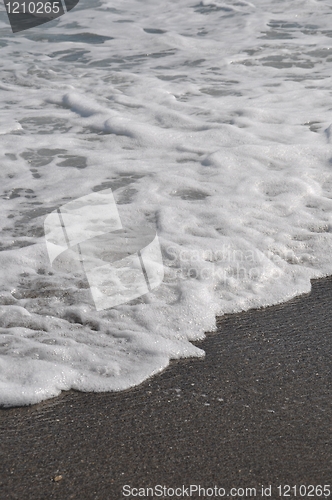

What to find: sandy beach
left=1, top=1, right=332, bottom=499
left=0, top=276, right=331, bottom=499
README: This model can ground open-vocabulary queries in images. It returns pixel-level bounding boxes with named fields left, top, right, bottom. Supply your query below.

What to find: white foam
left=1, top=0, right=332, bottom=406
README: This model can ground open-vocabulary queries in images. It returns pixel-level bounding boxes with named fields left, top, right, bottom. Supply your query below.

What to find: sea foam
left=0, top=0, right=332, bottom=406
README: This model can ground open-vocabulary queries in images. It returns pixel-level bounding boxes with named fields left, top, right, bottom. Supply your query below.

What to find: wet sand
left=0, top=276, right=331, bottom=499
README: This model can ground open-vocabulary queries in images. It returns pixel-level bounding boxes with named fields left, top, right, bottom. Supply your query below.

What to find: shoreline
left=0, top=276, right=331, bottom=499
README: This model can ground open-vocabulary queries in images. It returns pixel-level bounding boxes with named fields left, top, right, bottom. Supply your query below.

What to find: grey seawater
left=1, top=0, right=332, bottom=406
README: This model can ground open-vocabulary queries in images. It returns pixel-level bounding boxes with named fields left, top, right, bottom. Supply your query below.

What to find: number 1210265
left=277, top=485, right=331, bottom=497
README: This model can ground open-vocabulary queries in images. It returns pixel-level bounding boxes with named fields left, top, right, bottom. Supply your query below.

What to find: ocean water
left=1, top=0, right=332, bottom=407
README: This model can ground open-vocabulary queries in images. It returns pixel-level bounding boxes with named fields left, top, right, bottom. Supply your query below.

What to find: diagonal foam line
left=138, top=250, right=152, bottom=292
left=77, top=243, right=86, bottom=273
left=57, top=208, right=85, bottom=273
left=57, top=208, right=70, bottom=248
left=60, top=0, right=68, bottom=13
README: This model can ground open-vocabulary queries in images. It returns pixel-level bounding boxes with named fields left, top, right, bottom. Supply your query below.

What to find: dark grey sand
left=0, top=276, right=331, bottom=500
